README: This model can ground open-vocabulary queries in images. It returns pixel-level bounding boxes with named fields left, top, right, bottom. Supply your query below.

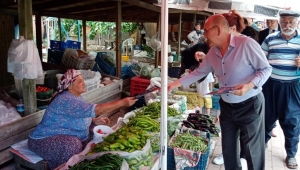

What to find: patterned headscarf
left=51, top=69, right=81, bottom=101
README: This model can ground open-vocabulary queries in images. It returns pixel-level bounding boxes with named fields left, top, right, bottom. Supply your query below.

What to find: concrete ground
left=207, top=120, right=300, bottom=170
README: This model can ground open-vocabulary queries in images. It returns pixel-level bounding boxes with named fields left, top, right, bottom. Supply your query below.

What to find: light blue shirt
left=30, top=91, right=96, bottom=140
left=180, top=34, right=272, bottom=103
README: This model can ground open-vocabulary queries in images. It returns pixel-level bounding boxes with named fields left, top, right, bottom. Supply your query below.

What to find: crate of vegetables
left=167, top=130, right=210, bottom=170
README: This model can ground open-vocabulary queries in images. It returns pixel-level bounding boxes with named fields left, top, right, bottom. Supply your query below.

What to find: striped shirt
left=261, top=30, right=300, bottom=81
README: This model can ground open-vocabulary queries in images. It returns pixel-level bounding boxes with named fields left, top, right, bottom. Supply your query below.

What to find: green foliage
left=53, top=17, right=140, bottom=40
left=142, top=44, right=154, bottom=58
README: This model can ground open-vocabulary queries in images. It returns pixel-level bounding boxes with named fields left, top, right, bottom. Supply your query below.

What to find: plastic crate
left=66, top=40, right=81, bottom=49
left=167, top=133, right=211, bottom=170
left=50, top=40, right=66, bottom=51
left=92, top=63, right=105, bottom=74
left=79, top=70, right=101, bottom=93
left=62, top=53, right=95, bottom=70
left=126, top=65, right=138, bottom=78
left=133, top=45, right=142, bottom=50
left=47, top=48, right=64, bottom=65
left=95, top=52, right=115, bottom=74
left=168, top=67, right=181, bottom=78
left=130, top=76, right=150, bottom=97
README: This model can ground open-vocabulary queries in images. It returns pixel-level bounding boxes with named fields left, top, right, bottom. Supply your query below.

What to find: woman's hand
left=122, top=97, right=138, bottom=107
left=92, top=117, right=110, bottom=125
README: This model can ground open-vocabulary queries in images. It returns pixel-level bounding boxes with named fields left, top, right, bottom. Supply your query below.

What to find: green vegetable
left=69, top=153, right=123, bottom=170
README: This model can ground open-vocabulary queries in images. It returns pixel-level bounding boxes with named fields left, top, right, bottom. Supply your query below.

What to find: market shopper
left=187, top=22, right=205, bottom=45
left=194, top=51, right=215, bottom=115
left=261, top=10, right=300, bottom=169
left=258, top=19, right=281, bottom=45
left=212, top=9, right=248, bottom=167
left=168, top=14, right=272, bottom=170
left=28, top=69, right=137, bottom=170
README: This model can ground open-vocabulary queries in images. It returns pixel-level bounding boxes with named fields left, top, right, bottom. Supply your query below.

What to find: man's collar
left=229, top=33, right=236, bottom=48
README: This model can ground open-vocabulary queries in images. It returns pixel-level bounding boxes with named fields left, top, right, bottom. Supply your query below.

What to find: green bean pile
left=69, top=153, right=123, bottom=170
left=170, top=133, right=208, bottom=153
left=135, top=102, right=179, bottom=119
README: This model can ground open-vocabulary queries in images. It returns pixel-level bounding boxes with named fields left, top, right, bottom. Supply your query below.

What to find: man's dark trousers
left=263, top=78, right=300, bottom=158
left=220, top=92, right=265, bottom=170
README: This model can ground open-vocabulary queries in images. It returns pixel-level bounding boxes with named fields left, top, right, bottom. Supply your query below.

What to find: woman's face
left=68, top=75, right=86, bottom=96
left=195, top=24, right=201, bottom=30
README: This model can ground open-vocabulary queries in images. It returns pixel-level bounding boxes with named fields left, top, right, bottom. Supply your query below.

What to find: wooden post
left=193, top=13, right=196, bottom=25
left=155, top=13, right=161, bottom=68
left=116, top=0, right=122, bottom=78
left=18, top=0, right=37, bottom=115
left=177, top=13, right=182, bottom=59
left=82, top=20, right=87, bottom=51
left=58, top=17, right=62, bottom=41
left=35, top=12, right=42, bottom=61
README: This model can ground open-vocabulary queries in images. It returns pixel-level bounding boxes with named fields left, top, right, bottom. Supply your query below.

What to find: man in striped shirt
left=261, top=9, right=300, bottom=169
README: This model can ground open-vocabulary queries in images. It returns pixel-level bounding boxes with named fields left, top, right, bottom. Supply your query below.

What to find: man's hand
left=195, top=52, right=206, bottom=62
left=230, top=82, right=255, bottom=96
left=92, top=117, right=110, bottom=125
left=295, top=56, right=300, bottom=67
left=167, top=80, right=182, bottom=92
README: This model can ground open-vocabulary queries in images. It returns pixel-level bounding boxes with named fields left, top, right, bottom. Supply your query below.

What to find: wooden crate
left=0, top=110, right=45, bottom=167
left=14, top=153, right=49, bottom=170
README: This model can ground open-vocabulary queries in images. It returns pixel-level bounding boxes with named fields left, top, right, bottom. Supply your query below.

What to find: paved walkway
left=207, top=121, right=300, bottom=170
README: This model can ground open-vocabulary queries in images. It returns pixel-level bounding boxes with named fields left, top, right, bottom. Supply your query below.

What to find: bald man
left=168, top=15, right=272, bottom=170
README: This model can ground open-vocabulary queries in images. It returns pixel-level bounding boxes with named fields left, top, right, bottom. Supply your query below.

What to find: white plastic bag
left=0, top=100, right=21, bottom=126
left=144, top=77, right=162, bottom=105
left=7, top=36, right=43, bottom=80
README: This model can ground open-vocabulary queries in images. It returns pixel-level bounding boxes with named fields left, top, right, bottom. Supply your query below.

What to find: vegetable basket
left=167, top=131, right=211, bottom=170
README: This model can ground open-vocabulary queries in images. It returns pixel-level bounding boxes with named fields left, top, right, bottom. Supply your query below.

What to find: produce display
left=134, top=102, right=180, bottom=119
left=36, top=86, right=51, bottom=92
left=69, top=153, right=124, bottom=170
left=123, top=141, right=153, bottom=170
left=182, top=113, right=219, bottom=136
left=89, top=126, right=148, bottom=154
left=170, top=132, right=208, bottom=153
left=126, top=115, right=160, bottom=132
left=173, top=91, right=202, bottom=109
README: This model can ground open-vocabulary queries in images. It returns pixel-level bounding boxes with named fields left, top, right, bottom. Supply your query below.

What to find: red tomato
left=97, top=129, right=106, bottom=134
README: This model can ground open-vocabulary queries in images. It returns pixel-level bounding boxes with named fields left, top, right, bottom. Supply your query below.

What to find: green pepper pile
left=135, top=102, right=179, bottom=119
left=127, top=115, right=160, bottom=132
left=125, top=145, right=153, bottom=170
left=69, top=153, right=123, bottom=170
left=89, top=126, right=148, bottom=154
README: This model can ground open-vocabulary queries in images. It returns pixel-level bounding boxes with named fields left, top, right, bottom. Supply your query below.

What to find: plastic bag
left=150, top=68, right=161, bottom=78
left=144, top=77, right=162, bottom=105
left=0, top=100, right=21, bottom=126
left=140, top=66, right=152, bottom=79
left=7, top=36, right=43, bottom=80
left=148, top=32, right=161, bottom=51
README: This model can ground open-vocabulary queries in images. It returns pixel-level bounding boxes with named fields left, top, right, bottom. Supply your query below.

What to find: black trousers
left=220, top=92, right=265, bottom=170
left=263, top=78, right=300, bottom=157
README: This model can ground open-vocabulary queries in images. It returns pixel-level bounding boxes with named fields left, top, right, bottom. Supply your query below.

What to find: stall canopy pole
left=159, top=0, right=168, bottom=169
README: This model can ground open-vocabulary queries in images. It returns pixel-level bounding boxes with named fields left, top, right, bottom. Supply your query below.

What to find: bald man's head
left=206, top=15, right=230, bottom=29
left=204, top=14, right=231, bottom=47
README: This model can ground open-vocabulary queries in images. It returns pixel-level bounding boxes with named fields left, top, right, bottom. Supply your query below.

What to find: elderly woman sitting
left=28, top=69, right=137, bottom=169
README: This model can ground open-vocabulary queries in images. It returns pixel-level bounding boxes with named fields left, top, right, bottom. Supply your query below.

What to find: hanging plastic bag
left=7, top=36, right=43, bottom=80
